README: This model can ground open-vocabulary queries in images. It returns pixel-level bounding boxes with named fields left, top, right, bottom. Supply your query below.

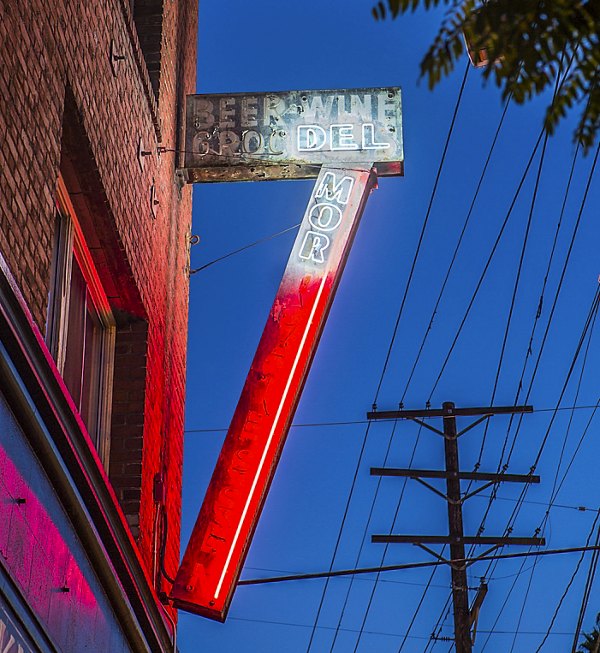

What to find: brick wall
left=0, top=0, right=197, bottom=612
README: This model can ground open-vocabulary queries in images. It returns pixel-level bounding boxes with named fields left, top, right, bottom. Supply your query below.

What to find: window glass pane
left=62, top=255, right=86, bottom=409
left=81, top=291, right=103, bottom=446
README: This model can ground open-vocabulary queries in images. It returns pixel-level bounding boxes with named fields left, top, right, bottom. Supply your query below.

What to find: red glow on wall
left=172, top=165, right=376, bottom=620
left=0, top=438, right=109, bottom=649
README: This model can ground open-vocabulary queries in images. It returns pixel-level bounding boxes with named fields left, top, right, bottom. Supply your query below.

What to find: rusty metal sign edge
left=179, top=160, right=404, bottom=184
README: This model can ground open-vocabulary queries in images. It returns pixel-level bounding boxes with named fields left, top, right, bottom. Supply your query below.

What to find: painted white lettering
left=297, top=125, right=326, bottom=151
left=314, top=172, right=354, bottom=205
left=362, top=123, right=391, bottom=150
left=263, top=95, right=284, bottom=126
left=241, top=130, right=263, bottom=154
left=337, top=95, right=348, bottom=119
left=330, top=124, right=359, bottom=151
left=299, top=231, right=331, bottom=263
left=193, top=98, right=214, bottom=129
left=268, top=131, right=285, bottom=155
left=241, top=97, right=258, bottom=127
left=302, top=95, right=335, bottom=121
left=219, top=98, right=235, bottom=128
left=218, top=130, right=240, bottom=156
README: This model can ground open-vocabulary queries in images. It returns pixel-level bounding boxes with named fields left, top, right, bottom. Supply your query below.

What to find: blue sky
left=178, top=1, right=600, bottom=651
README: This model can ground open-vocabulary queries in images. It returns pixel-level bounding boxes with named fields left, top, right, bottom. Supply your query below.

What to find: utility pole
left=444, top=401, right=471, bottom=653
left=368, top=402, right=543, bottom=653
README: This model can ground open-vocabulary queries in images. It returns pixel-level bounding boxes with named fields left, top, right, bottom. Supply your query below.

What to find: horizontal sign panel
left=171, top=165, right=376, bottom=620
left=183, top=88, right=403, bottom=182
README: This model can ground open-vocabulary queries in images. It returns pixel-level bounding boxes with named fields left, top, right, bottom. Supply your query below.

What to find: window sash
left=47, top=176, right=116, bottom=470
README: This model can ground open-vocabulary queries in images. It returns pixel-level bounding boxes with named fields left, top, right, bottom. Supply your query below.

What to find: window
left=46, top=176, right=116, bottom=468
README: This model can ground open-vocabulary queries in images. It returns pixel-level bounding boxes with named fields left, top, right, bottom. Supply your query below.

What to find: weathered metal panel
left=171, top=164, right=376, bottom=620
left=183, top=88, right=403, bottom=182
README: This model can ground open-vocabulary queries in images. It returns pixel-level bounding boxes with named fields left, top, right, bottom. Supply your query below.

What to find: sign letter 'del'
left=172, top=88, right=404, bottom=620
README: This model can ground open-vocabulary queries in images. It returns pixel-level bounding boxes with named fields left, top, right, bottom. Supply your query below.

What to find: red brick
left=0, top=0, right=198, bottom=618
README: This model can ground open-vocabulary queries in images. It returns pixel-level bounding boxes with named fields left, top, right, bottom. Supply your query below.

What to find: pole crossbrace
left=412, top=477, right=452, bottom=502
left=469, top=545, right=500, bottom=567
left=457, top=414, right=492, bottom=437
left=408, top=417, right=445, bottom=436
left=461, top=481, right=502, bottom=502
left=414, top=543, right=453, bottom=566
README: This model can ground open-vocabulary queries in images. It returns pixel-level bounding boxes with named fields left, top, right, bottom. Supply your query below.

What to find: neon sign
left=171, top=165, right=376, bottom=620
left=173, top=86, right=403, bottom=621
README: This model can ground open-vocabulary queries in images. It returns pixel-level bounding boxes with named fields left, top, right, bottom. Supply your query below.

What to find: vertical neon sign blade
left=171, top=164, right=376, bottom=621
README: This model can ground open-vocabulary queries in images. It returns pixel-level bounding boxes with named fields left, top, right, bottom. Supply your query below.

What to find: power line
left=490, top=285, right=600, bottom=581
left=472, top=152, right=600, bottom=645
left=546, top=310, right=599, bottom=509
left=474, top=174, right=595, bottom=648
left=476, top=125, right=551, bottom=466
left=449, top=137, right=592, bottom=627
left=533, top=511, right=600, bottom=653
left=237, top=545, right=600, bottom=586
left=305, top=63, right=471, bottom=653
left=244, top=565, right=457, bottom=589
left=328, top=419, right=424, bottom=653
left=425, top=111, right=554, bottom=653
left=486, top=283, right=600, bottom=581
left=471, top=494, right=599, bottom=515
left=225, top=615, right=578, bottom=640
left=225, top=615, right=579, bottom=641
left=423, top=85, right=588, bottom=649
left=385, top=93, right=516, bottom=650
left=508, top=543, right=540, bottom=653
left=479, top=553, right=533, bottom=653
left=571, top=523, right=600, bottom=652
left=477, top=284, right=600, bottom=650
left=425, top=126, right=545, bottom=403
left=373, top=63, right=471, bottom=404
left=491, top=137, right=583, bottom=476
left=503, top=190, right=599, bottom=472
left=432, top=234, right=600, bottom=650
left=467, top=139, right=600, bottom=584
left=182, top=404, right=600, bottom=433
left=352, top=425, right=425, bottom=653
left=398, top=91, right=512, bottom=407
left=529, top=259, right=599, bottom=472
left=355, top=106, right=555, bottom=652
